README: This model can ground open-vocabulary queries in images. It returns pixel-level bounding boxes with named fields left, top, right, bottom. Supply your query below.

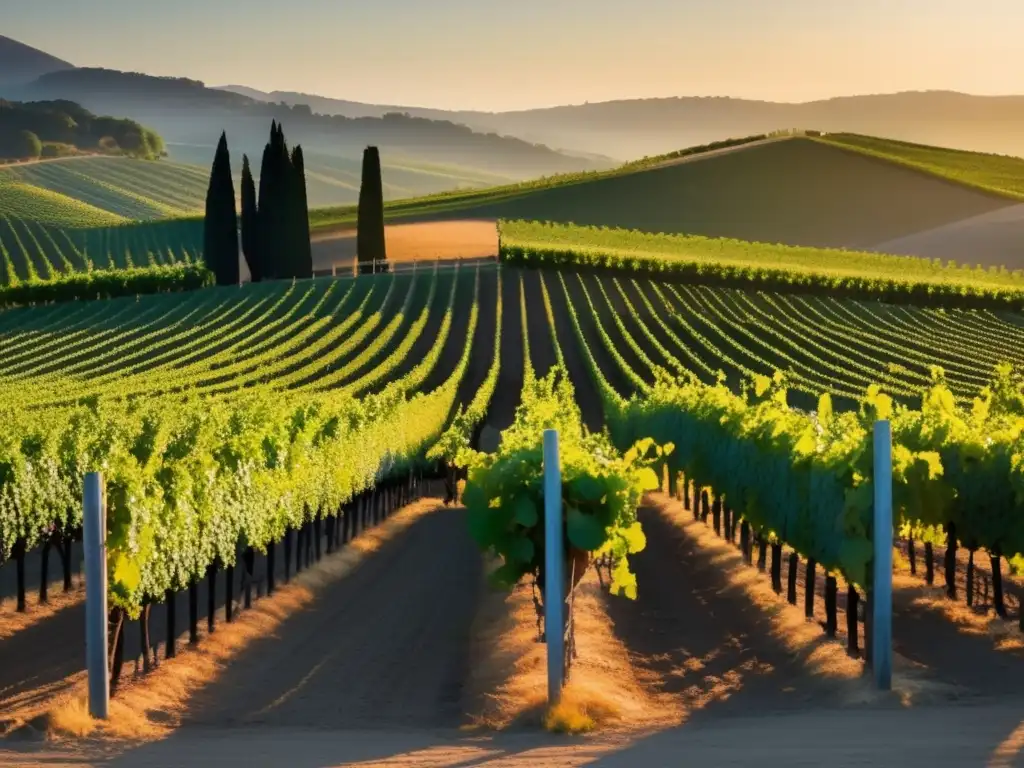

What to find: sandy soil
left=870, top=203, right=1024, bottom=269
left=310, top=220, right=499, bottom=273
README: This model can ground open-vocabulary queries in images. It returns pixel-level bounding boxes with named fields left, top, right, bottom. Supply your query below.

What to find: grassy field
left=820, top=133, right=1024, bottom=200
left=309, top=139, right=1016, bottom=256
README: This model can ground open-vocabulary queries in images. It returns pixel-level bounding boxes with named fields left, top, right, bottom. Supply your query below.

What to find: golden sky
left=8, top=0, right=1020, bottom=111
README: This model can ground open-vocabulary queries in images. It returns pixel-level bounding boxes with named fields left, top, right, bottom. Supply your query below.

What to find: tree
left=257, top=120, right=296, bottom=280
left=357, top=146, right=386, bottom=274
left=290, top=145, right=313, bottom=278
left=256, top=127, right=278, bottom=280
left=240, top=154, right=259, bottom=281
left=203, top=131, right=239, bottom=286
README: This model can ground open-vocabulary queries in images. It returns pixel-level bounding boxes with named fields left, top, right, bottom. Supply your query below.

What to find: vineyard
left=2, top=247, right=1024, bottom=749
left=0, top=161, right=206, bottom=288
left=0, top=215, right=204, bottom=286
left=4, top=132, right=1024, bottom=748
left=1, top=157, right=210, bottom=220
left=4, top=259, right=1024, bottom=589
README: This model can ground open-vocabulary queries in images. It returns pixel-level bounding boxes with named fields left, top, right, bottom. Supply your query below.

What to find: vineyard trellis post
left=872, top=419, right=893, bottom=691
left=83, top=472, right=110, bottom=719
left=543, top=428, right=565, bottom=706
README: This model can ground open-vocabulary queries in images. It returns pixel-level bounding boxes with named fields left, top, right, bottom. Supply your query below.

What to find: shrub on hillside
left=40, top=142, right=77, bottom=158
left=0, top=129, right=43, bottom=159
left=17, top=130, right=42, bottom=159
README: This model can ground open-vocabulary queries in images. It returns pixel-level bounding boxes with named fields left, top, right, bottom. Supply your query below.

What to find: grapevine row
left=0, top=268, right=487, bottom=615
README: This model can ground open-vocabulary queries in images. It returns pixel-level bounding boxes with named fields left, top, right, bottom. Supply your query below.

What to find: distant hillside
left=218, top=87, right=1024, bottom=162
left=311, top=138, right=1020, bottom=264
left=18, top=68, right=606, bottom=180
left=0, top=148, right=520, bottom=213
left=0, top=99, right=164, bottom=159
left=0, top=35, right=73, bottom=90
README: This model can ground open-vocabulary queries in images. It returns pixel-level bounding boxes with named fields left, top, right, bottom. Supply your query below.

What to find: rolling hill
left=1, top=156, right=208, bottom=219
left=0, top=149, right=521, bottom=216
left=0, top=35, right=73, bottom=90
left=821, top=133, right=1024, bottom=200
left=309, top=136, right=1024, bottom=267
left=6, top=131, right=1024, bottom=287
left=13, top=67, right=605, bottom=181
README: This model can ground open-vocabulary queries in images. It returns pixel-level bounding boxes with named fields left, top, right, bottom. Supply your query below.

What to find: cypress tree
left=240, top=154, right=259, bottom=282
left=291, top=145, right=312, bottom=278
left=203, top=131, right=239, bottom=286
left=357, top=146, right=386, bottom=273
left=357, top=146, right=386, bottom=274
left=260, top=121, right=296, bottom=279
left=275, top=125, right=295, bottom=277
left=257, top=131, right=278, bottom=280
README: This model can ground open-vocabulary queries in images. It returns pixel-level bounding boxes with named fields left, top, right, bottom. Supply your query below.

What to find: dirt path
left=603, top=507, right=853, bottom=720
left=179, top=506, right=481, bottom=730
left=655, top=492, right=1024, bottom=701
left=5, top=702, right=1023, bottom=767
left=310, top=220, right=499, bottom=273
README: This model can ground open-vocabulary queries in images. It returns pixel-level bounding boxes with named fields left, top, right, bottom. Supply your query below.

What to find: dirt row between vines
left=8, top=493, right=1022, bottom=766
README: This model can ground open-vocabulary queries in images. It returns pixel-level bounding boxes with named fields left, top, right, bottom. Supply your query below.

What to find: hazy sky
left=7, top=0, right=1022, bottom=111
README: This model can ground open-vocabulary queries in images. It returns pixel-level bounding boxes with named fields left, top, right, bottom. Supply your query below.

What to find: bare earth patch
left=310, top=220, right=499, bottom=273
left=892, top=570, right=1024, bottom=655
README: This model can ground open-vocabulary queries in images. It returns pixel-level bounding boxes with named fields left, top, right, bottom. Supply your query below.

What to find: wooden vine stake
left=543, top=428, right=565, bottom=706
left=871, top=419, right=893, bottom=690
left=83, top=472, right=109, bottom=719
